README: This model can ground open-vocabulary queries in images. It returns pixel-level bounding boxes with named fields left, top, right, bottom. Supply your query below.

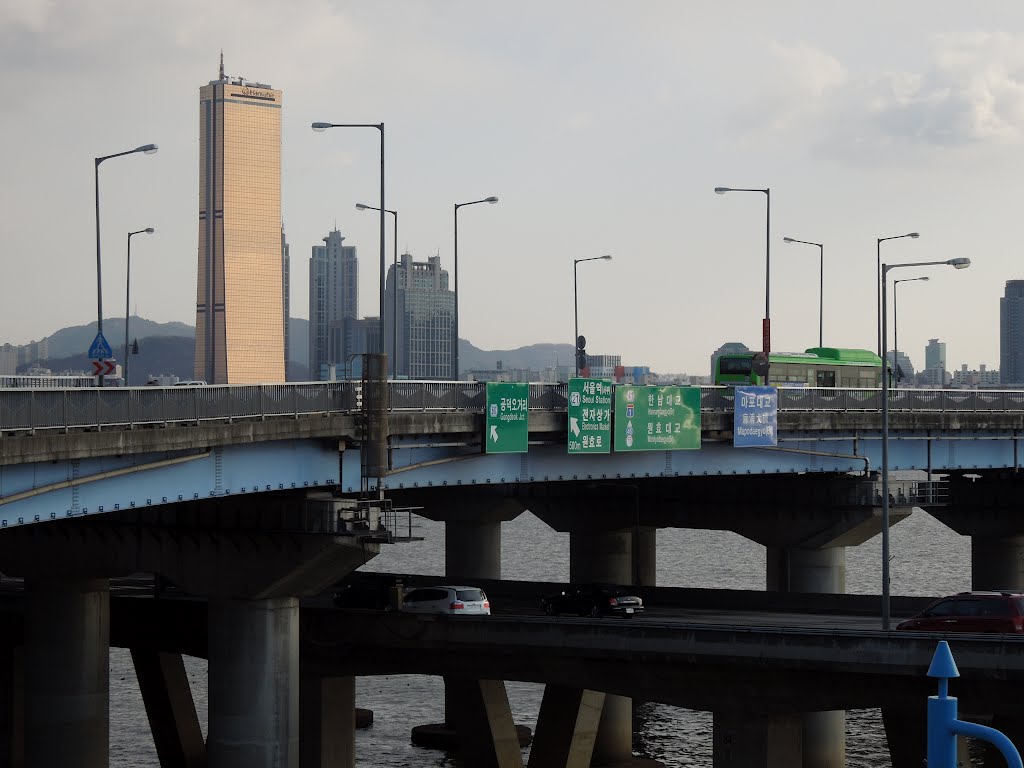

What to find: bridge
left=4, top=376, right=1024, bottom=767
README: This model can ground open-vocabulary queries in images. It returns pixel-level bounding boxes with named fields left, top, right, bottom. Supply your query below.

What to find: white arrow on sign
left=490, top=425, right=499, bottom=443
left=570, top=417, right=580, bottom=437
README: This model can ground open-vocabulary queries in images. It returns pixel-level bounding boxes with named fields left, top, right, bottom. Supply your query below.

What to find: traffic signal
left=575, top=335, right=587, bottom=373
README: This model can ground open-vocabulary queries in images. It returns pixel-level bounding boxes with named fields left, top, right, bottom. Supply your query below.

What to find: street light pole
left=453, top=196, right=498, bottom=380
left=312, top=123, right=386, bottom=363
left=880, top=256, right=971, bottom=629
left=782, top=237, right=824, bottom=347
left=124, top=227, right=155, bottom=386
left=94, top=143, right=158, bottom=385
left=715, top=186, right=771, bottom=365
left=892, top=276, right=929, bottom=388
left=573, top=255, right=613, bottom=376
left=877, top=232, right=920, bottom=357
left=356, top=203, right=398, bottom=375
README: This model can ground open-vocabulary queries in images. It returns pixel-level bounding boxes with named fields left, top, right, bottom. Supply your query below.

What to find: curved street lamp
left=782, top=237, right=824, bottom=347
left=877, top=232, right=919, bottom=356
left=879, top=257, right=970, bottom=629
left=124, top=227, right=155, bottom=385
left=312, top=122, right=387, bottom=365
left=356, top=203, right=398, bottom=375
left=715, top=186, right=771, bottom=369
left=95, top=143, right=158, bottom=384
left=892, top=276, right=929, bottom=388
left=573, top=255, right=613, bottom=376
left=453, top=196, right=499, bottom=380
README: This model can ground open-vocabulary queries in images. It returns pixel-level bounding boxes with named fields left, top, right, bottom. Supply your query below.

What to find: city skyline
left=4, top=3, right=1024, bottom=373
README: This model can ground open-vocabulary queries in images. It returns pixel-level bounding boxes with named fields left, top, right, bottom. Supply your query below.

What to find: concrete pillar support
left=971, top=535, right=1024, bottom=590
left=634, top=526, right=657, bottom=588
left=528, top=686, right=605, bottom=768
left=446, top=678, right=524, bottom=768
left=0, top=645, right=23, bottom=768
left=131, top=650, right=206, bottom=768
left=765, top=546, right=845, bottom=768
left=713, top=710, right=802, bottom=768
left=208, top=598, right=299, bottom=768
left=24, top=577, right=109, bottom=768
left=570, top=528, right=633, bottom=765
left=300, top=676, right=355, bottom=768
left=446, top=518, right=502, bottom=581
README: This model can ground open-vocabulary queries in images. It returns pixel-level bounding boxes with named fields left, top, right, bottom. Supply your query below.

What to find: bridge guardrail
left=3, top=382, right=1024, bottom=434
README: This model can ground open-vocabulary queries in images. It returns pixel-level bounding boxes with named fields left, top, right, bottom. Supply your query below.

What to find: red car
left=895, top=591, right=1024, bottom=634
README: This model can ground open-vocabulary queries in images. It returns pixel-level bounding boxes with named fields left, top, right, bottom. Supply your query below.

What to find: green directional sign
left=485, top=382, right=529, bottom=453
left=567, top=378, right=612, bottom=454
left=614, top=385, right=701, bottom=452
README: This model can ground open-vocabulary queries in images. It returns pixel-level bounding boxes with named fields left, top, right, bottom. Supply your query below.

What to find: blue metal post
left=927, top=640, right=1023, bottom=768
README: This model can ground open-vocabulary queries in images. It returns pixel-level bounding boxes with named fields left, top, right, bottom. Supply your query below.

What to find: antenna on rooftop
left=219, top=50, right=225, bottom=80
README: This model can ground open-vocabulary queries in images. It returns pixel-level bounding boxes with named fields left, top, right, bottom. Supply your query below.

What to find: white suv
left=401, top=585, right=491, bottom=615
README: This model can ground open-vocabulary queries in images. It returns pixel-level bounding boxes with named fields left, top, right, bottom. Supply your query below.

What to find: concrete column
left=765, top=547, right=845, bottom=768
left=208, top=598, right=299, bottom=768
left=0, top=645, right=23, bottom=768
left=300, top=676, right=354, bottom=768
left=634, top=526, right=657, bottom=588
left=24, top=577, right=109, bottom=768
left=713, top=710, right=802, bottom=768
left=446, top=518, right=501, bottom=581
left=971, top=535, right=1024, bottom=590
left=447, top=679, right=524, bottom=768
left=570, top=529, right=631, bottom=584
left=528, top=686, right=605, bottom=768
left=131, top=650, right=206, bottom=768
left=765, top=547, right=845, bottom=593
left=570, top=528, right=632, bottom=765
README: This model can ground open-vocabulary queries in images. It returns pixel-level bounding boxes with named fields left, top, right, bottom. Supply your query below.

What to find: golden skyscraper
left=195, top=58, right=284, bottom=384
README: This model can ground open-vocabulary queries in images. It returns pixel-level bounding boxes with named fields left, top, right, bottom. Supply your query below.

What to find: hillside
left=11, top=318, right=574, bottom=382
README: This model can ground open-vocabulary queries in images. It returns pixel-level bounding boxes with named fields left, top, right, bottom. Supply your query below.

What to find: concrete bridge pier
left=24, top=576, right=110, bottom=768
left=570, top=527, right=637, bottom=766
left=0, top=645, right=23, bottom=768
left=412, top=498, right=531, bottom=752
left=766, top=546, right=845, bottom=768
left=300, top=675, right=355, bottom=768
left=207, top=598, right=300, bottom=768
left=971, top=535, right=1024, bottom=589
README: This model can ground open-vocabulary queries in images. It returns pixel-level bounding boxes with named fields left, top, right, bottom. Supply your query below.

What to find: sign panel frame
left=567, top=377, right=612, bottom=454
left=485, top=382, right=529, bottom=454
left=613, top=385, right=701, bottom=452
left=733, top=386, right=778, bottom=447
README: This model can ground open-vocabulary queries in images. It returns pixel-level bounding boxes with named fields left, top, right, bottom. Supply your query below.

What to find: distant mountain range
left=12, top=318, right=572, bottom=383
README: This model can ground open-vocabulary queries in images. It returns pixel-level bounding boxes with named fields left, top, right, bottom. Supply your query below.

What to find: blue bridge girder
left=1, top=382, right=1023, bottom=529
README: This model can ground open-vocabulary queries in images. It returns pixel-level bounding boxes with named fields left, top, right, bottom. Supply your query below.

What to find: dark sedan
left=541, top=584, right=644, bottom=618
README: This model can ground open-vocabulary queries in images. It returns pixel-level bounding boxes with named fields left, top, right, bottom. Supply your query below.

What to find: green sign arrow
left=567, top=377, right=612, bottom=454
left=614, top=385, right=701, bottom=451
left=485, top=382, right=529, bottom=453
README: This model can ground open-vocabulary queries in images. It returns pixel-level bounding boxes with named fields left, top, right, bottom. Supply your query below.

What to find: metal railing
left=2, top=382, right=1024, bottom=435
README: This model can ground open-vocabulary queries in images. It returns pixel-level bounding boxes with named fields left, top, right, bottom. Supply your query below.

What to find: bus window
left=816, top=369, right=836, bottom=387
left=719, top=357, right=752, bottom=376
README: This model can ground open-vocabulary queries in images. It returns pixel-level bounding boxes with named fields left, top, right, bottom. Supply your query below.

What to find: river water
left=110, top=505, right=974, bottom=766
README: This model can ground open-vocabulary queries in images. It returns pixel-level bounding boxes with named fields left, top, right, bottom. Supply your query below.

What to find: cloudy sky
left=2, top=1, right=1023, bottom=374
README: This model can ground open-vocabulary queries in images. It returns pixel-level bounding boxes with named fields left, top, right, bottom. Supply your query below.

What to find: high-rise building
left=309, top=229, right=359, bottom=381
left=925, top=338, right=946, bottom=371
left=385, top=253, right=454, bottom=379
left=194, top=57, right=284, bottom=384
left=710, top=342, right=750, bottom=377
left=1001, top=281, right=1024, bottom=385
left=282, top=225, right=290, bottom=378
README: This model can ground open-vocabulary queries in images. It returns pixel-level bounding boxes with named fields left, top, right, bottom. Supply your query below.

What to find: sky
left=2, top=1, right=1024, bottom=375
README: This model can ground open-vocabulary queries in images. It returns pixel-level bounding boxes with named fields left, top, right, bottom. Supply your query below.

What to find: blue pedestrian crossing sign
left=88, top=332, right=113, bottom=360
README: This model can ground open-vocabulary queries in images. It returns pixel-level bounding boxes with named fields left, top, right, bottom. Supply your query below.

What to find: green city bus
left=714, top=347, right=884, bottom=387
